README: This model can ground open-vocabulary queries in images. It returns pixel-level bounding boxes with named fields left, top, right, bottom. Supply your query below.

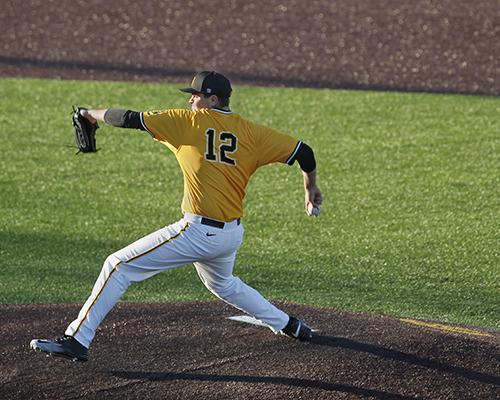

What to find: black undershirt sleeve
left=289, top=142, right=316, bottom=173
left=104, top=109, right=145, bottom=130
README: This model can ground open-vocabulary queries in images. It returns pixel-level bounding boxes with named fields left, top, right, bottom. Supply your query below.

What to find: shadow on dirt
left=109, top=334, right=499, bottom=399
left=1, top=55, right=495, bottom=97
left=311, top=335, right=500, bottom=386
left=110, top=369, right=423, bottom=400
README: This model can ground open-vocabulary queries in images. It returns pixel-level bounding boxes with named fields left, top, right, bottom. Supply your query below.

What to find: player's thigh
left=108, top=219, right=195, bottom=271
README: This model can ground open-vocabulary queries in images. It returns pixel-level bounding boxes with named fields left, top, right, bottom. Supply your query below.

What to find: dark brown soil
left=1, top=1, right=499, bottom=399
left=1, top=0, right=499, bottom=95
left=1, top=302, right=499, bottom=400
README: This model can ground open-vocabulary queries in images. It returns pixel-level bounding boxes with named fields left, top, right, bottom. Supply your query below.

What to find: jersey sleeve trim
left=286, top=140, right=302, bottom=165
left=140, top=112, right=155, bottom=138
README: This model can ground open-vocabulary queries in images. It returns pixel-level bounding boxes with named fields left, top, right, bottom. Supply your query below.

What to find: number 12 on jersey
left=205, top=128, right=238, bottom=166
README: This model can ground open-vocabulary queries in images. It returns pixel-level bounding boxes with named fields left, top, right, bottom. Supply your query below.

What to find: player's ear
left=210, top=95, right=219, bottom=106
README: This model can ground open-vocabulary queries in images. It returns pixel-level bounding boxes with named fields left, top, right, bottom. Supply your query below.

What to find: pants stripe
left=72, top=222, right=190, bottom=336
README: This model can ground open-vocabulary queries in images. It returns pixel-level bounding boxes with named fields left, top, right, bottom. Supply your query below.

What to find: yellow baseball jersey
left=142, top=108, right=300, bottom=221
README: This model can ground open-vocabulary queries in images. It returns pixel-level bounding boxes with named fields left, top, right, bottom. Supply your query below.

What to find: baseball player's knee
left=103, top=254, right=120, bottom=271
left=102, top=254, right=131, bottom=283
left=207, top=276, right=242, bottom=300
left=101, top=254, right=136, bottom=291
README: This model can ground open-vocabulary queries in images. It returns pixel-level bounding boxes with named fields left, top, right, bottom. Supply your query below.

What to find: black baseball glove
left=72, top=106, right=98, bottom=153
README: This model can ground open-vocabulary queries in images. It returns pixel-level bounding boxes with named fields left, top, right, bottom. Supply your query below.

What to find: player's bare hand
left=79, top=108, right=98, bottom=124
left=305, top=186, right=322, bottom=216
left=306, top=185, right=322, bottom=207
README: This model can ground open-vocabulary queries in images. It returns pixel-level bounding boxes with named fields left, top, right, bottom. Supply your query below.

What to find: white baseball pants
left=65, top=213, right=289, bottom=348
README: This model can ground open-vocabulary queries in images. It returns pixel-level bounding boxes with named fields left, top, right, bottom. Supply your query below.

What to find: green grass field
left=0, top=78, right=498, bottom=329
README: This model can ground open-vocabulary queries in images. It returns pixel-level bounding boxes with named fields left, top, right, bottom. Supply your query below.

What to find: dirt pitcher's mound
left=0, top=301, right=498, bottom=400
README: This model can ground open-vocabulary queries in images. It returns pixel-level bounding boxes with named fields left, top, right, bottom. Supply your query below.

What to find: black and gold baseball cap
left=180, top=71, right=232, bottom=97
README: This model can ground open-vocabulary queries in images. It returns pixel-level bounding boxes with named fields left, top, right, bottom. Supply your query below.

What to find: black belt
left=200, top=217, right=240, bottom=229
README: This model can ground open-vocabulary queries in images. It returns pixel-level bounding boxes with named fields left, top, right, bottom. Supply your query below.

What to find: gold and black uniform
left=142, top=107, right=301, bottom=221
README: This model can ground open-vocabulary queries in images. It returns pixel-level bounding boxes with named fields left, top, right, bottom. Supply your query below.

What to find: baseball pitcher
left=31, top=71, right=323, bottom=362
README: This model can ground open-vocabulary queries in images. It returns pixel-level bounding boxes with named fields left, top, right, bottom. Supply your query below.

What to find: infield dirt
left=1, top=302, right=499, bottom=400
left=1, top=0, right=499, bottom=95
left=1, top=1, right=499, bottom=399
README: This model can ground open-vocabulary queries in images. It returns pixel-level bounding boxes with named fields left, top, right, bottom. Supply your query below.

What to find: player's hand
left=305, top=186, right=322, bottom=216
left=79, top=108, right=98, bottom=124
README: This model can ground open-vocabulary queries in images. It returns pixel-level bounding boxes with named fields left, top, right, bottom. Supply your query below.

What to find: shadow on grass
left=0, top=230, right=128, bottom=287
left=0, top=230, right=123, bottom=265
left=110, top=370, right=422, bottom=400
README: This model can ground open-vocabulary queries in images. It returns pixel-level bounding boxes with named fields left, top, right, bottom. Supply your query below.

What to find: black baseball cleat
left=281, top=316, right=313, bottom=341
left=30, top=335, right=89, bottom=362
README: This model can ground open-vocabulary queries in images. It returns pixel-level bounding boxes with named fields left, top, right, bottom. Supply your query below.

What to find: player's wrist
left=82, top=108, right=107, bottom=124
left=303, top=169, right=317, bottom=189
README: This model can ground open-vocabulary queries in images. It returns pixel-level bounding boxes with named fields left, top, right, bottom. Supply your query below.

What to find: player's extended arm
left=80, top=108, right=145, bottom=130
left=294, top=143, right=323, bottom=216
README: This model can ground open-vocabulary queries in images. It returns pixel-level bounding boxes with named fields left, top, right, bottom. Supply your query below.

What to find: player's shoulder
left=143, top=108, right=193, bottom=116
left=193, top=108, right=245, bottom=123
left=142, top=108, right=195, bottom=124
left=199, top=108, right=239, bottom=118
